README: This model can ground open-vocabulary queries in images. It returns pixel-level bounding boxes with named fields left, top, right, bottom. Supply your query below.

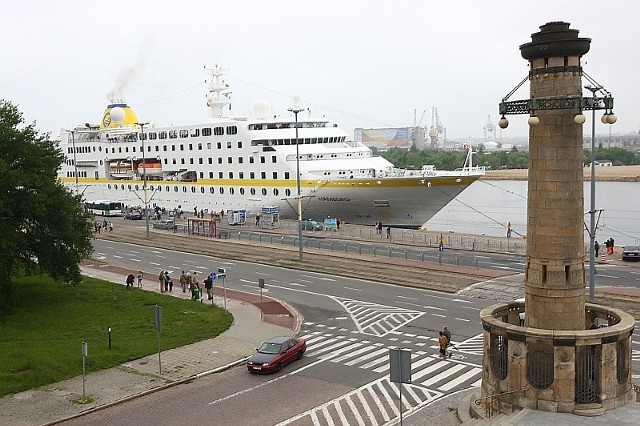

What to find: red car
left=246, top=336, right=306, bottom=373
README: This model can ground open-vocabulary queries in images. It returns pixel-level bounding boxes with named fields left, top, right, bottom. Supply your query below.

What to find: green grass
left=0, top=275, right=233, bottom=397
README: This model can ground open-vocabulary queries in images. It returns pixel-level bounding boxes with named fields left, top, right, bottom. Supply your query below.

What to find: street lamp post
left=288, top=107, right=304, bottom=261
left=70, top=129, right=79, bottom=195
left=585, top=86, right=598, bottom=302
left=135, top=122, right=150, bottom=239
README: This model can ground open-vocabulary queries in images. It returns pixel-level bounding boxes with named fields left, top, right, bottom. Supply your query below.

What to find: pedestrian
left=137, top=270, right=143, bottom=288
left=506, top=221, right=512, bottom=238
left=164, top=271, right=173, bottom=292
left=438, top=234, right=445, bottom=252
left=337, top=218, right=340, bottom=230
left=443, top=326, right=452, bottom=357
left=256, top=213, right=260, bottom=226
left=386, top=226, right=391, bottom=239
left=158, top=270, right=166, bottom=293
left=126, top=273, right=135, bottom=289
left=180, top=270, right=187, bottom=292
left=594, top=240, right=600, bottom=257
left=193, top=272, right=200, bottom=294
left=438, top=331, right=448, bottom=359
left=204, top=273, right=214, bottom=300
left=109, top=221, right=113, bottom=232
left=610, top=237, right=615, bottom=254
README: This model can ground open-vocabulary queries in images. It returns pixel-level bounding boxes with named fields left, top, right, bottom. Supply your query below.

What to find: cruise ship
left=57, top=66, right=484, bottom=226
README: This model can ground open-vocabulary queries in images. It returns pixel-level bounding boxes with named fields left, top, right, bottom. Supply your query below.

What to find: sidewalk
left=0, top=264, right=300, bottom=426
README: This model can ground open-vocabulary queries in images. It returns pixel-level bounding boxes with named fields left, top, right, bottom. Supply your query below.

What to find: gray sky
left=2, top=0, right=638, bottom=141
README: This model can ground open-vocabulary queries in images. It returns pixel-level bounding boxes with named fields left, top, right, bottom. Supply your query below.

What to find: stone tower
left=520, top=22, right=590, bottom=330
left=478, top=22, right=634, bottom=416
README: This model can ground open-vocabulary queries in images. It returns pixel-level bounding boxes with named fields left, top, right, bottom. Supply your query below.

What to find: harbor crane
left=428, top=107, right=446, bottom=150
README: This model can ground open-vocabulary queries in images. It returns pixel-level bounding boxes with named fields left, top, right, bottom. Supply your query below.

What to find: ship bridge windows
left=179, top=130, right=189, bottom=138
left=271, top=155, right=277, bottom=163
left=237, top=141, right=243, bottom=148
left=198, top=158, right=203, bottom=165
left=226, top=126, right=237, bottom=135
left=206, top=142, right=212, bottom=149
left=272, top=172, right=278, bottom=179
left=148, top=132, right=157, bottom=140
left=208, top=171, right=213, bottom=178
left=202, top=127, right=212, bottom=136
left=263, top=146, right=275, bottom=152
left=238, top=157, right=243, bottom=163
left=159, top=131, right=167, bottom=139
left=181, top=158, right=185, bottom=164
left=227, top=156, right=232, bottom=164
left=227, top=141, right=232, bottom=149
left=260, top=172, right=266, bottom=179
left=214, top=127, right=224, bottom=136
left=218, top=172, right=223, bottom=179
left=260, top=156, right=265, bottom=163
left=250, top=172, right=255, bottom=179
left=284, top=171, right=290, bottom=179
left=239, top=171, right=244, bottom=179
left=197, top=143, right=202, bottom=150
left=190, top=128, right=200, bottom=137
left=217, top=157, right=222, bottom=164
left=249, top=157, right=255, bottom=164
left=189, top=143, right=193, bottom=150
left=228, top=172, right=233, bottom=178
left=217, top=142, right=222, bottom=149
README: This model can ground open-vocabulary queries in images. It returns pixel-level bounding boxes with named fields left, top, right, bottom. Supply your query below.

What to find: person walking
left=443, top=326, right=452, bottom=358
left=438, top=234, right=445, bottom=252
left=179, top=270, right=187, bottom=292
left=158, top=270, right=166, bottom=293
left=594, top=240, right=600, bottom=257
left=137, top=271, right=143, bottom=288
left=204, top=273, right=214, bottom=300
left=164, top=271, right=173, bottom=292
left=386, top=226, right=391, bottom=239
left=438, top=331, right=448, bottom=359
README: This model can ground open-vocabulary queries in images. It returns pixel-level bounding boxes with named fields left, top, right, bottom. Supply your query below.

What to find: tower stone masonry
left=521, top=21, right=589, bottom=331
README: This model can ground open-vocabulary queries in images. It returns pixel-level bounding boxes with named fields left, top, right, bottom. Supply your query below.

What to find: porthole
left=285, top=189, right=291, bottom=196
left=210, top=187, right=215, bottom=194
left=173, top=186, right=178, bottom=192
left=273, top=188, right=279, bottom=196
left=219, top=187, right=224, bottom=195
left=200, top=187, right=205, bottom=193
left=230, top=188, right=234, bottom=195
left=240, top=188, right=245, bottom=195
left=262, top=188, right=267, bottom=196
left=250, top=188, right=256, bottom=195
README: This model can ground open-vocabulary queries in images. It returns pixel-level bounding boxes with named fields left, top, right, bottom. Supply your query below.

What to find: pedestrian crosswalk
left=329, top=296, right=425, bottom=336
left=633, top=348, right=640, bottom=362
left=275, top=377, right=442, bottom=426
left=427, top=333, right=485, bottom=357
left=300, top=331, right=482, bottom=392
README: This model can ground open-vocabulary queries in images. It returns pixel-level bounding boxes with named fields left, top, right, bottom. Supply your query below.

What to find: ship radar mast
left=205, top=65, right=231, bottom=118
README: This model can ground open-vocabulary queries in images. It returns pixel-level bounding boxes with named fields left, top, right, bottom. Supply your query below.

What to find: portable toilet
left=228, top=209, right=247, bottom=226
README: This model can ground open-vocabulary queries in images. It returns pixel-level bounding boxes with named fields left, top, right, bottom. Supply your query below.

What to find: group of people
left=125, top=271, right=144, bottom=289
left=94, top=219, right=113, bottom=233
left=158, top=271, right=174, bottom=292
left=594, top=238, right=616, bottom=257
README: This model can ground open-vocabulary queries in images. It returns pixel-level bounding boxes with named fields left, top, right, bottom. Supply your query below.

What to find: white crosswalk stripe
left=429, top=333, right=484, bottom=356
left=633, top=349, right=640, bottom=361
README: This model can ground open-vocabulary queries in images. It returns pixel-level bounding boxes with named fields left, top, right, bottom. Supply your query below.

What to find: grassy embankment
left=0, top=275, right=233, bottom=397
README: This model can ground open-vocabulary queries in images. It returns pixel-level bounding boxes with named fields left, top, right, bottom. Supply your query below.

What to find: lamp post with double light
left=135, top=122, right=150, bottom=239
left=288, top=106, right=304, bottom=261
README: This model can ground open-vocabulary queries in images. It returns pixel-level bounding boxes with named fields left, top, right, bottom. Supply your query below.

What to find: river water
left=425, top=180, right=640, bottom=247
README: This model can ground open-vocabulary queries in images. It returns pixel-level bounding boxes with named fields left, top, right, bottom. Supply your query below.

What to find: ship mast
left=205, top=65, right=231, bottom=118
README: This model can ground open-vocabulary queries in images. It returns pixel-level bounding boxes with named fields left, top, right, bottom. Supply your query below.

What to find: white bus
left=85, top=200, right=124, bottom=217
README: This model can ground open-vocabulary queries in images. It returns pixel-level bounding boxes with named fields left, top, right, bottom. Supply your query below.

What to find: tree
left=0, top=100, right=94, bottom=312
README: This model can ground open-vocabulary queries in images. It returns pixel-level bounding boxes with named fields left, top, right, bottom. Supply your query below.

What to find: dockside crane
left=428, top=107, right=446, bottom=150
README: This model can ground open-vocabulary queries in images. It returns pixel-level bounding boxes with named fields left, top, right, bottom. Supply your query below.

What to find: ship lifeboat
left=137, top=162, right=163, bottom=176
left=109, top=161, right=134, bottom=176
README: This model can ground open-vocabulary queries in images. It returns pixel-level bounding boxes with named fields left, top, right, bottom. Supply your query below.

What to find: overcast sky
left=2, top=0, right=638, bottom=141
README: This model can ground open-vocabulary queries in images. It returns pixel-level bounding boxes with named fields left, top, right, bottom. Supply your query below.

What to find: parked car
left=621, top=245, right=640, bottom=261
left=246, top=336, right=306, bottom=373
left=301, top=219, right=323, bottom=231
left=152, top=220, right=176, bottom=230
left=124, top=210, right=143, bottom=220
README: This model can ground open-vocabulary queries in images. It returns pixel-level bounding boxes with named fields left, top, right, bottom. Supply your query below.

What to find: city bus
left=84, top=200, right=124, bottom=217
